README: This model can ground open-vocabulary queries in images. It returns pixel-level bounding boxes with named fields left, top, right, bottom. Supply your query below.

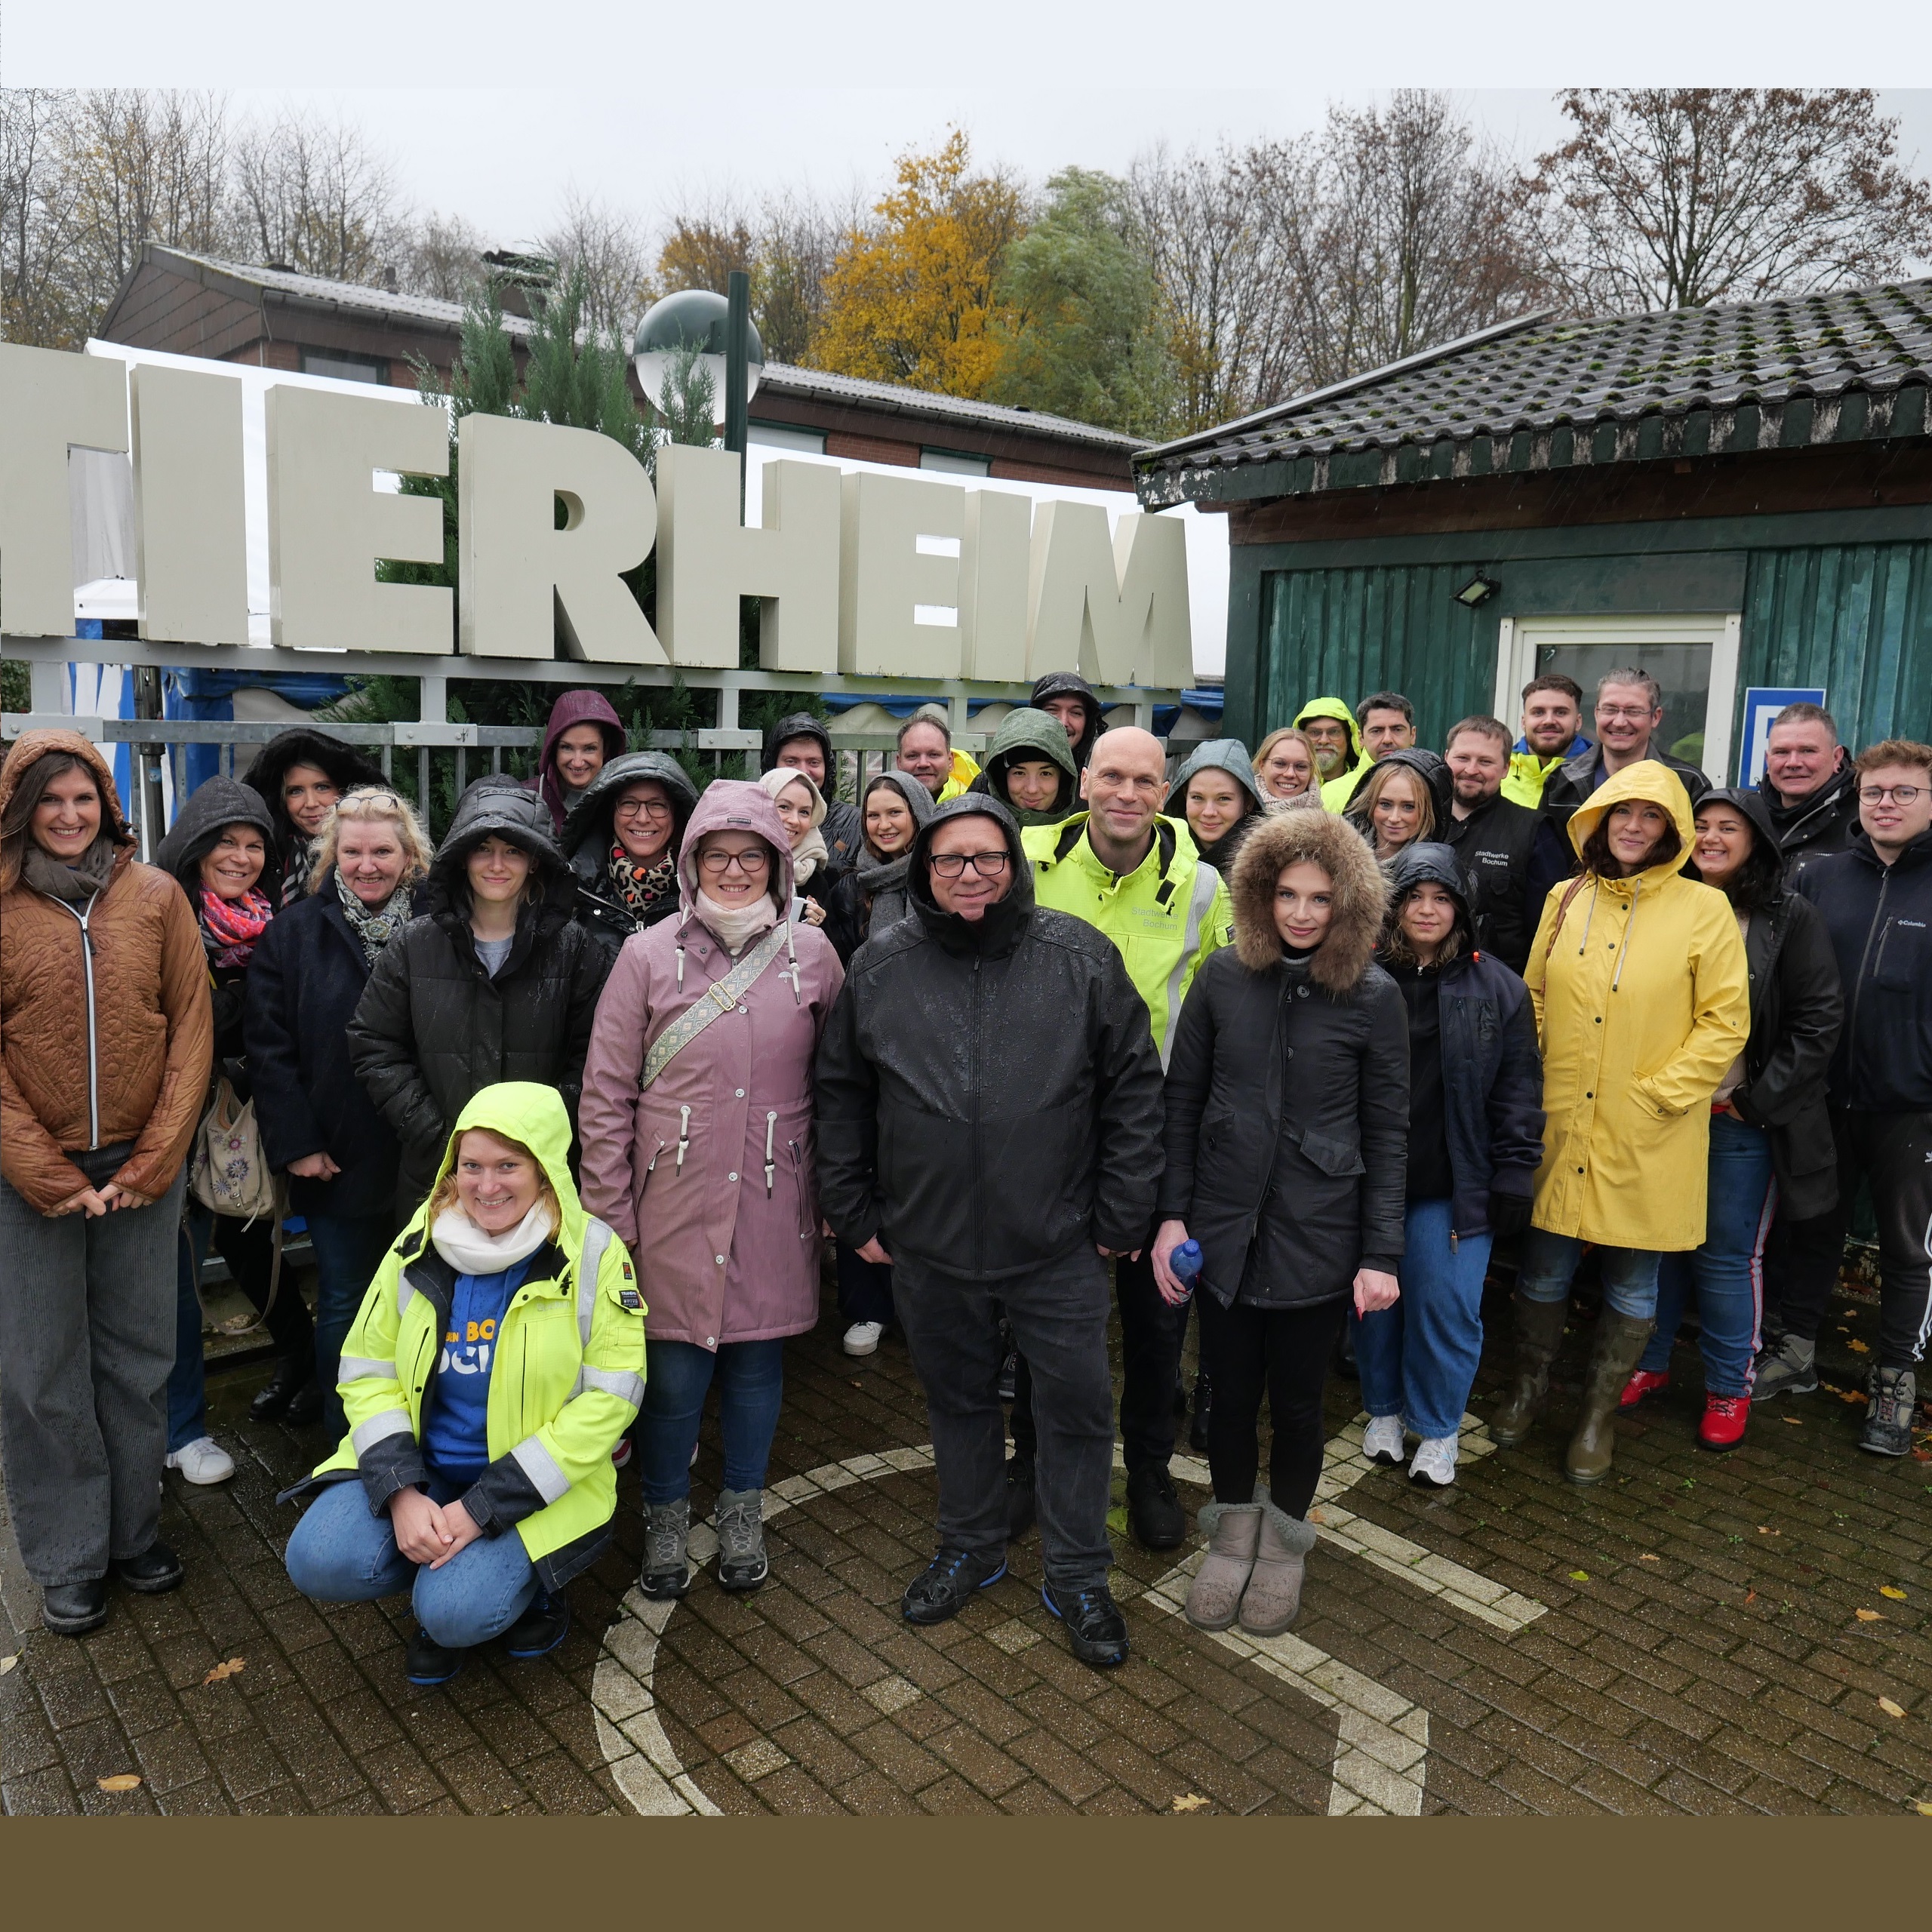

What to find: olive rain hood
left=1293, top=697, right=1375, bottom=811
left=296, top=1081, right=645, bottom=1589
left=1522, top=760, right=1751, bottom=1251
left=972, top=706, right=1080, bottom=829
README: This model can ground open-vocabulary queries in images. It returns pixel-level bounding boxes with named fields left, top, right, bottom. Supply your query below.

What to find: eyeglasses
left=1860, top=785, right=1924, bottom=805
left=1597, top=705, right=1657, bottom=721
left=614, top=798, right=673, bottom=820
left=929, top=851, right=1011, bottom=879
left=699, top=848, right=771, bottom=875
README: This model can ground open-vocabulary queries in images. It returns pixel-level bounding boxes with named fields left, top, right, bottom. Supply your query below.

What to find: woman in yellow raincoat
left=1491, top=762, right=1749, bottom=1484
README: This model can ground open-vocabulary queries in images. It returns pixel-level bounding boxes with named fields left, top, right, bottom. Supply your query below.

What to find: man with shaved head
left=1016, top=725, right=1233, bottom=1551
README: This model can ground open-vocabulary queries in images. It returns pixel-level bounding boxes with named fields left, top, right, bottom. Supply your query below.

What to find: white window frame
left=1492, top=611, right=1743, bottom=785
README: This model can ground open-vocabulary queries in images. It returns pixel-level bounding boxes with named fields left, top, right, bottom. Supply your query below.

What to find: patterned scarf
left=334, top=866, right=409, bottom=964
left=198, top=884, right=274, bottom=967
left=608, top=841, right=678, bottom=921
left=281, top=835, right=317, bottom=907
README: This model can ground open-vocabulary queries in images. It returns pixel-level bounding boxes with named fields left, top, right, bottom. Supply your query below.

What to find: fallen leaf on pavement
left=1915, top=1449, right=1932, bottom=1463
left=1880, top=1696, right=1908, bottom=1719
left=1758, top=1526, right=1779, bottom=1535
left=97, top=1774, right=142, bottom=1793
left=0, top=1654, right=16, bottom=1675
left=202, top=1657, right=245, bottom=1685
left=1847, top=1339, right=1870, bottom=1353
left=1781, top=1417, right=1804, bottom=1426
left=1638, top=1553, right=1660, bottom=1562
left=1858, top=1609, right=1886, bottom=1622
left=1745, top=1589, right=1758, bottom=1604
left=1843, top=1390, right=1869, bottom=1405
left=1568, top=1569, right=1589, bottom=1581
left=1171, top=1793, right=1211, bottom=1813
left=1308, top=1508, right=1325, bottom=1523
left=1915, top=1801, right=1932, bottom=1817
left=1882, top=1586, right=1909, bottom=1601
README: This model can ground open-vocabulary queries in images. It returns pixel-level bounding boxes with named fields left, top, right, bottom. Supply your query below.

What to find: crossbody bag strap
left=641, top=921, right=792, bottom=1091
left=1543, top=874, right=1593, bottom=961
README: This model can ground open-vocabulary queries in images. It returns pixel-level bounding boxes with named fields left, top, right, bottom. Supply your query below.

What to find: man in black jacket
left=1790, top=740, right=1932, bottom=1454
left=814, top=796, right=1164, bottom=1668
left=1438, top=715, right=1541, bottom=974
left=761, top=712, right=862, bottom=887
left=1758, top=701, right=1860, bottom=885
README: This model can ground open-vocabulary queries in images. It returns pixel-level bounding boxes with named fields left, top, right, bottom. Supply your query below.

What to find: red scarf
left=198, top=884, right=273, bottom=967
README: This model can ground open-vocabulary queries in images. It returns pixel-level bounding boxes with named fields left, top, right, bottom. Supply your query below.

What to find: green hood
left=419, top=1081, right=586, bottom=1251
left=975, top=706, right=1079, bottom=829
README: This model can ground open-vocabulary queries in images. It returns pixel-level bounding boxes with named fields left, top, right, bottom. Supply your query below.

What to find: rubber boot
left=1489, top=1292, right=1570, bottom=1447
left=1565, top=1310, right=1656, bottom=1485
left=1236, top=1501, right=1318, bottom=1637
left=1183, top=1502, right=1260, bottom=1632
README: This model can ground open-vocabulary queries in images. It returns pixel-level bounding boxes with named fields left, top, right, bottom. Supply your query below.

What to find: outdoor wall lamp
left=1454, top=572, right=1500, bottom=608
left=633, top=288, right=764, bottom=432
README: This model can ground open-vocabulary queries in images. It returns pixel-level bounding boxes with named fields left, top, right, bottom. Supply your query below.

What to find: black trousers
left=1197, top=1292, right=1349, bottom=1518
left=1769, top=1108, right=1932, bottom=1369
left=835, top=1241, right=894, bottom=1327
left=1008, top=1250, right=1185, bottom=1477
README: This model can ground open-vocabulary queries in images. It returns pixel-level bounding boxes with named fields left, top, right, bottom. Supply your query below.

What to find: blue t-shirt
left=421, top=1254, right=536, bottom=1481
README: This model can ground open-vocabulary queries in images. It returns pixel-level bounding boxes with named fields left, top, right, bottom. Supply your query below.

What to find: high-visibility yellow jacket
left=1023, top=812, right=1232, bottom=1068
left=1292, top=697, right=1374, bottom=811
left=938, top=746, right=983, bottom=803
left=298, top=1081, right=646, bottom=1590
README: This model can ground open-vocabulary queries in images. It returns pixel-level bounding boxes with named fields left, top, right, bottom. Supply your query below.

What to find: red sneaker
left=1619, top=1368, right=1670, bottom=1412
left=1699, top=1394, right=1749, bottom=1451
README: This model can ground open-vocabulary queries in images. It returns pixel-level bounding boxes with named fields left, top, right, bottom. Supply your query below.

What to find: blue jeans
left=284, top=1475, right=539, bottom=1647
left=1355, top=1199, right=1492, bottom=1440
left=638, top=1337, right=786, bottom=1504
left=1517, top=1228, right=1664, bottom=1319
left=305, top=1211, right=396, bottom=1441
left=167, top=1220, right=211, bottom=1454
left=1639, top=1112, right=1775, bottom=1395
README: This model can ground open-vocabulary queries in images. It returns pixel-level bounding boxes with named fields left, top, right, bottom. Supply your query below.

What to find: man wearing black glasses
left=814, top=796, right=1164, bottom=1668
left=1783, top=740, right=1932, bottom=1452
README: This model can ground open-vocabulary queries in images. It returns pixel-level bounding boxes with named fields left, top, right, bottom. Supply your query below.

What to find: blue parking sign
left=1740, top=688, right=1827, bottom=785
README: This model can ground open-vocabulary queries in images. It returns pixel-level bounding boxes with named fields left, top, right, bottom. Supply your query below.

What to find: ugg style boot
left=1236, top=1503, right=1318, bottom=1637
left=715, top=1487, right=769, bottom=1591
left=1565, top=1311, right=1656, bottom=1484
left=639, top=1497, right=691, bottom=1600
left=1490, top=1292, right=1570, bottom=1447
left=1183, top=1502, right=1261, bottom=1632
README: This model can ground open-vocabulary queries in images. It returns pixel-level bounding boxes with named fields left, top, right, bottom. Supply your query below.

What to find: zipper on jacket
left=764, top=1111, right=777, bottom=1196
left=49, top=896, right=103, bottom=1148
left=1849, top=866, right=1893, bottom=1063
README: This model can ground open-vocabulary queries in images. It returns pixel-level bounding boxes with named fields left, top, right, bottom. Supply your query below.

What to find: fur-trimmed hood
left=1228, top=804, right=1389, bottom=992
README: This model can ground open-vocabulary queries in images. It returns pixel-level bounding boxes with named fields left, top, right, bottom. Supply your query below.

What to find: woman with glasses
left=561, top=752, right=699, bottom=958
left=580, top=782, right=844, bottom=1600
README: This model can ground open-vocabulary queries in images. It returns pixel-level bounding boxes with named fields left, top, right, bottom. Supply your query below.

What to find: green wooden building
left=1136, top=282, right=1932, bottom=778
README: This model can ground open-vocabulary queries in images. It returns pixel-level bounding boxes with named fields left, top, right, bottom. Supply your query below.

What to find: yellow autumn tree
left=811, top=131, right=1026, bottom=398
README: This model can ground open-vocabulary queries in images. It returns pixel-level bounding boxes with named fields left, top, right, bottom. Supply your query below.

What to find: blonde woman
left=1345, top=750, right=1451, bottom=863
left=1250, top=727, right=1320, bottom=806
left=245, top=786, right=432, bottom=1438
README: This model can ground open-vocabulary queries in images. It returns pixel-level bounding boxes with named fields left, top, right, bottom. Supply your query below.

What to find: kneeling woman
left=1153, top=812, right=1407, bottom=1636
left=283, top=1084, right=645, bottom=1686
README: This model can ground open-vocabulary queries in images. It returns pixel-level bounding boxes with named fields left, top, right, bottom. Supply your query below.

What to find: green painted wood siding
left=1257, top=563, right=1491, bottom=750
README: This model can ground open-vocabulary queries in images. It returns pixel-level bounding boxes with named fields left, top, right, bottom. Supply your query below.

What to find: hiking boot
left=714, top=1487, right=768, bottom=1591
left=503, top=1590, right=571, bottom=1660
left=1860, top=1367, right=1918, bottom=1457
left=1126, top=1466, right=1186, bottom=1549
left=903, top=1548, right=1008, bottom=1625
left=1237, top=1503, right=1318, bottom=1637
left=405, top=1628, right=463, bottom=1687
left=639, top=1497, right=691, bottom=1600
left=1041, top=1580, right=1128, bottom=1666
left=1619, top=1368, right=1670, bottom=1412
left=1407, top=1435, right=1459, bottom=1488
left=1752, top=1334, right=1819, bottom=1401
left=1698, top=1393, right=1749, bottom=1452
left=1362, top=1414, right=1405, bottom=1466
left=1183, top=1502, right=1260, bottom=1632
left=1565, top=1311, right=1655, bottom=1485
left=1004, top=1453, right=1037, bottom=1540
left=1188, top=1374, right=1211, bottom=1455
left=1490, top=1292, right=1569, bottom=1447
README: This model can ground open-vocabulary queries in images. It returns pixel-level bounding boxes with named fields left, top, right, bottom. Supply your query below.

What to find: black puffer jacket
left=814, top=795, right=1165, bottom=1279
left=1158, top=811, right=1409, bottom=1308
left=761, top=711, right=863, bottom=885
left=346, top=785, right=611, bottom=1211
left=561, top=751, right=699, bottom=957
left=1758, top=760, right=1860, bottom=886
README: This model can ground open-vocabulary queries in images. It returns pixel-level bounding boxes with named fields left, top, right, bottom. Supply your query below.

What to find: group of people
left=2, top=660, right=1924, bottom=1681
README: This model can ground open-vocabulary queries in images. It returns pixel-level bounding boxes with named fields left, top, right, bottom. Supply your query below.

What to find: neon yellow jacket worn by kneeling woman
left=294, top=1081, right=647, bottom=1592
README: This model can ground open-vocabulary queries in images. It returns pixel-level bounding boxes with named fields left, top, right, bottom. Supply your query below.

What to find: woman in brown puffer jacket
left=0, top=731, right=212, bottom=1638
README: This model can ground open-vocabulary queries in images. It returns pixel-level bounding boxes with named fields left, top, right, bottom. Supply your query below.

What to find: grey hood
left=1164, top=737, right=1261, bottom=819
left=155, top=775, right=280, bottom=897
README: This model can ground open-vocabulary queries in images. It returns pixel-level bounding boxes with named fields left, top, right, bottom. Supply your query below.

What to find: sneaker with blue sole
left=504, top=1592, right=571, bottom=1660
left=1041, top=1580, right=1128, bottom=1667
left=902, top=1548, right=1008, bottom=1625
left=404, top=1628, right=464, bottom=1687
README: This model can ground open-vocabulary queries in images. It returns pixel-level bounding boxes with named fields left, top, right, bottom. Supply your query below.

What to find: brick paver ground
left=5, top=1260, right=1932, bottom=1817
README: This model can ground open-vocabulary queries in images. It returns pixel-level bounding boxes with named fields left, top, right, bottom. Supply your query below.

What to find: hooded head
left=906, top=795, right=1034, bottom=955
left=1029, top=671, right=1103, bottom=770
left=1228, top=806, right=1389, bottom=993
left=1164, top=738, right=1262, bottom=823
left=860, top=768, right=937, bottom=866
left=1382, top=841, right=1477, bottom=967
left=1566, top=758, right=1696, bottom=886
left=534, top=689, right=627, bottom=830
left=430, top=782, right=572, bottom=920
left=0, top=728, right=134, bottom=895
left=1291, top=696, right=1366, bottom=783
left=1686, top=784, right=1786, bottom=909
left=761, top=709, right=836, bottom=784
left=1343, top=746, right=1453, bottom=839
left=242, top=728, right=386, bottom=851
left=155, top=775, right=279, bottom=901
left=561, top=751, right=698, bottom=875
left=675, top=779, right=794, bottom=918
left=978, top=707, right=1079, bottom=828
left=412, top=1081, right=586, bottom=1258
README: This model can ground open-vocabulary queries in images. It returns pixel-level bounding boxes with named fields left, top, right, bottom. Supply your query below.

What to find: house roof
left=122, top=247, right=1143, bottom=453
left=1134, top=281, right=1932, bottom=509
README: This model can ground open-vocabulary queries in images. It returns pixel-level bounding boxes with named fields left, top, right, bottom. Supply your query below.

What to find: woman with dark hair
left=0, top=732, right=211, bottom=1635
left=157, top=777, right=320, bottom=1429
left=1617, top=788, right=1842, bottom=1449
left=826, top=769, right=937, bottom=946
left=561, top=751, right=698, bottom=958
left=1151, top=811, right=1407, bottom=1636
left=1166, top=739, right=1265, bottom=875
left=347, top=785, right=611, bottom=1216
left=1345, top=749, right=1452, bottom=864
left=1493, top=763, right=1751, bottom=1483
left=245, top=728, right=388, bottom=905
left=531, top=689, right=627, bottom=835
left=973, top=707, right=1080, bottom=829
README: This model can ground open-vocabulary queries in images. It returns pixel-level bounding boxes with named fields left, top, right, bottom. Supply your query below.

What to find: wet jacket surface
left=347, top=785, right=611, bottom=1210
left=561, top=751, right=699, bottom=958
left=298, top=1083, right=645, bottom=1592
left=1524, top=762, right=1751, bottom=1250
left=1158, top=811, right=1407, bottom=1307
left=578, top=783, right=844, bottom=1350
left=1795, top=824, right=1932, bottom=1114
left=1760, top=761, right=1860, bottom=886
left=0, top=731, right=213, bottom=1213
left=814, top=797, right=1166, bottom=1280
left=1440, top=788, right=1543, bottom=974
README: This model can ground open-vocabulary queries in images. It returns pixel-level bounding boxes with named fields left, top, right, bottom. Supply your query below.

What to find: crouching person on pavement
left=814, top=798, right=1165, bottom=1668
left=282, top=1084, right=645, bottom=1687
left=1152, top=811, right=1408, bottom=1637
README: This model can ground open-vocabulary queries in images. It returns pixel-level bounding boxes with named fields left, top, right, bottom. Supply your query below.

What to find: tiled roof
left=1135, top=281, right=1932, bottom=509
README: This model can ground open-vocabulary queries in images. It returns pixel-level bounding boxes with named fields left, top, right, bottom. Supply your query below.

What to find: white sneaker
left=842, top=1321, right=884, bottom=1358
left=1362, top=1414, right=1406, bottom=1466
left=165, top=1436, right=235, bottom=1486
left=1407, top=1435, right=1459, bottom=1488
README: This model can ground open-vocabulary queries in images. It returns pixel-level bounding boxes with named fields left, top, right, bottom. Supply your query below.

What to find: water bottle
left=1171, top=1239, right=1204, bottom=1296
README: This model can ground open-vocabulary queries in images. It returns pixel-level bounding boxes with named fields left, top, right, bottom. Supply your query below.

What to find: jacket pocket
left=1875, top=917, right=1932, bottom=993
left=1296, top=1127, right=1364, bottom=1177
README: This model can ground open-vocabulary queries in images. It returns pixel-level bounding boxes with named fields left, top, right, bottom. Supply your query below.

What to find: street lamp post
left=632, top=282, right=764, bottom=514
left=724, top=269, right=750, bottom=511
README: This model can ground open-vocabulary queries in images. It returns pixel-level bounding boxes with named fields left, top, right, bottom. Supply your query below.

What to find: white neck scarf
left=430, top=1201, right=554, bottom=1277
left=694, top=889, right=780, bottom=955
